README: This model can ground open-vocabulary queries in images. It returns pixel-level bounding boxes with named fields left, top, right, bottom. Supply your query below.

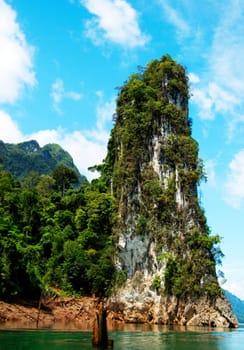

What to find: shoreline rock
left=108, top=292, right=238, bottom=328
left=0, top=297, right=97, bottom=330
left=0, top=294, right=238, bottom=330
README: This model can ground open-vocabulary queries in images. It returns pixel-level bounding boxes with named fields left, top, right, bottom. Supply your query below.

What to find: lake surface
left=0, top=324, right=243, bottom=350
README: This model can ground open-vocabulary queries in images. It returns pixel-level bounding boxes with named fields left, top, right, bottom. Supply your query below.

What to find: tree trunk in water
left=92, top=303, right=113, bottom=348
left=36, top=290, right=43, bottom=328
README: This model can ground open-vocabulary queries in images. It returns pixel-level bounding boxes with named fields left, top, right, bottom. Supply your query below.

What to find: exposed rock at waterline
left=109, top=293, right=237, bottom=327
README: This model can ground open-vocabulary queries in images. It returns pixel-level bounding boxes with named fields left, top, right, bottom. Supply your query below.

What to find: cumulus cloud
left=50, top=78, right=82, bottom=114
left=210, top=1, right=244, bottom=93
left=223, top=149, right=244, bottom=208
left=0, top=110, right=23, bottom=142
left=190, top=0, right=244, bottom=131
left=190, top=87, right=215, bottom=120
left=81, top=0, right=149, bottom=48
left=191, top=82, right=239, bottom=121
left=30, top=128, right=107, bottom=180
left=33, top=95, right=114, bottom=178
left=95, top=94, right=115, bottom=132
left=221, top=264, right=244, bottom=299
left=0, top=94, right=114, bottom=180
left=51, top=95, right=115, bottom=178
left=0, top=0, right=36, bottom=104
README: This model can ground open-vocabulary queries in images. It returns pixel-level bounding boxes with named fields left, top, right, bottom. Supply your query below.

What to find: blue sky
left=0, top=0, right=244, bottom=299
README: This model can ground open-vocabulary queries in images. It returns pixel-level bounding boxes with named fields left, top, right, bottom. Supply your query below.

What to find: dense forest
left=0, top=55, right=224, bottom=305
left=0, top=158, right=115, bottom=300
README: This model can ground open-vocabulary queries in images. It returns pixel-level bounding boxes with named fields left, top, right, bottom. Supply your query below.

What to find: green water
left=0, top=325, right=243, bottom=350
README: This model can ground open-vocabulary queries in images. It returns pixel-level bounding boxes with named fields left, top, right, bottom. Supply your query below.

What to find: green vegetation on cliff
left=0, top=55, right=224, bottom=302
left=102, top=54, right=223, bottom=298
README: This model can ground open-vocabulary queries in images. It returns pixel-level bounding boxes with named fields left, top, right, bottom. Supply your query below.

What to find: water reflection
left=110, top=324, right=240, bottom=350
left=0, top=323, right=242, bottom=350
left=112, top=330, right=223, bottom=350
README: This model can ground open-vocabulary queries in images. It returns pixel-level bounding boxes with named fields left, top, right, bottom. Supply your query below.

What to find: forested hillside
left=0, top=140, right=86, bottom=184
left=0, top=143, right=115, bottom=301
left=225, top=291, right=244, bottom=322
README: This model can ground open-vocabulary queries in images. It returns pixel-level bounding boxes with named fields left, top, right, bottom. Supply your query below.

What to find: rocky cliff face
left=105, top=55, right=237, bottom=327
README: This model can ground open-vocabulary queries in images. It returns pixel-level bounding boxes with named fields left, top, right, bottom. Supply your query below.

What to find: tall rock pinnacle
left=104, top=55, right=237, bottom=327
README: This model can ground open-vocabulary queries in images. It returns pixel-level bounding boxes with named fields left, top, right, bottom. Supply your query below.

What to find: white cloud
left=208, top=83, right=239, bottom=113
left=210, top=1, right=244, bottom=94
left=227, top=114, right=244, bottom=143
left=222, top=263, right=244, bottom=300
left=224, top=149, right=244, bottom=208
left=96, top=95, right=115, bottom=132
left=157, top=0, right=190, bottom=40
left=30, top=128, right=107, bottom=180
left=81, top=0, right=149, bottom=48
left=66, top=91, right=81, bottom=101
left=190, top=88, right=214, bottom=120
left=83, top=95, right=115, bottom=144
left=205, top=159, right=216, bottom=187
left=188, top=72, right=200, bottom=84
left=191, top=82, right=239, bottom=121
left=51, top=79, right=64, bottom=108
left=34, top=96, right=114, bottom=178
left=0, top=110, right=23, bottom=142
left=0, top=94, right=114, bottom=180
left=225, top=280, right=244, bottom=300
left=0, top=0, right=36, bottom=104
left=50, top=78, right=82, bottom=114
left=190, top=0, right=244, bottom=131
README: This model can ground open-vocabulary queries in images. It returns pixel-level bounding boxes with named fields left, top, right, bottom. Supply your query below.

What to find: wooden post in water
left=36, top=290, right=43, bottom=328
left=92, top=301, right=113, bottom=348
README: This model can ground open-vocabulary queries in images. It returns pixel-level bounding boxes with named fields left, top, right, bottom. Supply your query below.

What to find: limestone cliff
left=104, top=55, right=237, bottom=327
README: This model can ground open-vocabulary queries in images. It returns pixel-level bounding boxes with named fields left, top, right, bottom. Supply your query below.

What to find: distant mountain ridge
left=225, top=290, right=244, bottom=323
left=0, top=140, right=86, bottom=183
